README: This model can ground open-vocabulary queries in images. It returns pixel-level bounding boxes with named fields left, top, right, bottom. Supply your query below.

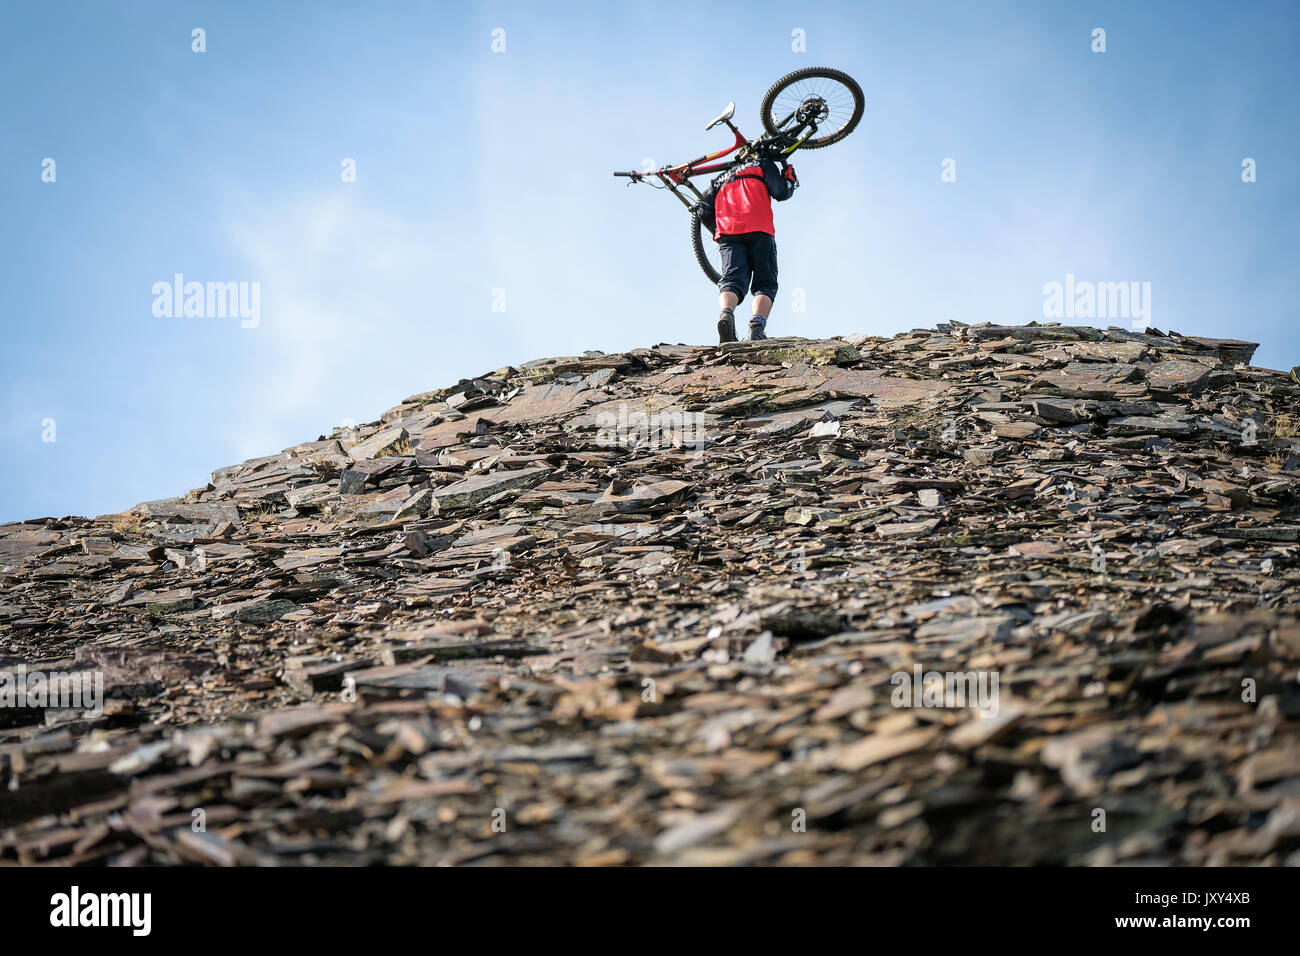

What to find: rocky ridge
left=2, top=322, right=1299, bottom=865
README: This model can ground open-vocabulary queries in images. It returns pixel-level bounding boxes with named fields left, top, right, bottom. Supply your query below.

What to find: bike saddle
left=704, top=101, right=735, bottom=130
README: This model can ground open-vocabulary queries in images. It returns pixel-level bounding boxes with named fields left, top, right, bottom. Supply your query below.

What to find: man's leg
left=716, top=239, right=748, bottom=344
left=748, top=234, right=778, bottom=340
left=717, top=290, right=739, bottom=344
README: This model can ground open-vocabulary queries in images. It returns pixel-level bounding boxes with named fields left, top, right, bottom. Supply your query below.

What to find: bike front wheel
left=760, top=66, right=865, bottom=149
left=691, top=208, right=722, bottom=285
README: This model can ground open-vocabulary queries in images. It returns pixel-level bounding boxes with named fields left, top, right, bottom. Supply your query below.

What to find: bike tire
left=691, top=208, right=722, bottom=285
left=760, top=66, right=865, bottom=149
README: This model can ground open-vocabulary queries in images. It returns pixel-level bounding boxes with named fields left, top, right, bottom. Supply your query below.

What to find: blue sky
left=2, top=0, right=1297, bottom=522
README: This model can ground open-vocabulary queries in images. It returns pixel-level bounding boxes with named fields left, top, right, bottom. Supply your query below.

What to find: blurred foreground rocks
left=3, top=322, right=1300, bottom=865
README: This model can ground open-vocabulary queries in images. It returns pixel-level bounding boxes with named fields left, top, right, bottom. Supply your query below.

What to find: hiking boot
left=717, top=310, right=737, bottom=344
left=748, top=317, right=768, bottom=341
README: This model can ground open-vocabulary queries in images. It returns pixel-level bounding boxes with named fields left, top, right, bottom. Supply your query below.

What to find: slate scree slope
left=2, top=323, right=1299, bottom=866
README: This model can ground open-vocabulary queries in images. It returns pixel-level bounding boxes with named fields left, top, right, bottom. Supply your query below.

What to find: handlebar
left=613, top=171, right=642, bottom=179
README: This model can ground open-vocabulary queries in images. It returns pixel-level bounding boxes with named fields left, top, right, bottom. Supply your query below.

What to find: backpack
left=697, top=161, right=770, bottom=235
left=695, top=180, right=718, bottom=235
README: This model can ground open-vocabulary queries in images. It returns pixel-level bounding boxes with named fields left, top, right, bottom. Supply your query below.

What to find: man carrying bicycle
left=614, top=69, right=863, bottom=342
left=709, top=157, right=798, bottom=343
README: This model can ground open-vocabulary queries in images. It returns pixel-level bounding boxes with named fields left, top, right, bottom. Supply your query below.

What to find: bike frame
left=626, top=121, right=746, bottom=211
left=619, top=110, right=816, bottom=211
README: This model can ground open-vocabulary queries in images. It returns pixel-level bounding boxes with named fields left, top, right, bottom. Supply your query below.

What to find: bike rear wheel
left=760, top=67, right=864, bottom=149
left=691, top=208, right=722, bottom=285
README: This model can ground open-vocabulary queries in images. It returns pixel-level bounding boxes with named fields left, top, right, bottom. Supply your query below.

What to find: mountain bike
left=614, top=67, right=865, bottom=284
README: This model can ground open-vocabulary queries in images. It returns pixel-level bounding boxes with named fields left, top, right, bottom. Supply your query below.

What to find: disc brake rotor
left=796, top=97, right=830, bottom=126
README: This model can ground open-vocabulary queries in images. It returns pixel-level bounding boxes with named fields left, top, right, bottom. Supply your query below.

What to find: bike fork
left=659, top=176, right=707, bottom=210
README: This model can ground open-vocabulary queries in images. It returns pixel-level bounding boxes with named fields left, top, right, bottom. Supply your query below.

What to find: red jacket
left=713, top=159, right=796, bottom=239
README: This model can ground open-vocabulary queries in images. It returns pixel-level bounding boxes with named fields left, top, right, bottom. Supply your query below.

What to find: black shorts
left=717, top=231, right=778, bottom=304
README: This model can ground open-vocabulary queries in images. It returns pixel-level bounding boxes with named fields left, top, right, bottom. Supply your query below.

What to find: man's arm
left=761, top=159, right=797, bottom=201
